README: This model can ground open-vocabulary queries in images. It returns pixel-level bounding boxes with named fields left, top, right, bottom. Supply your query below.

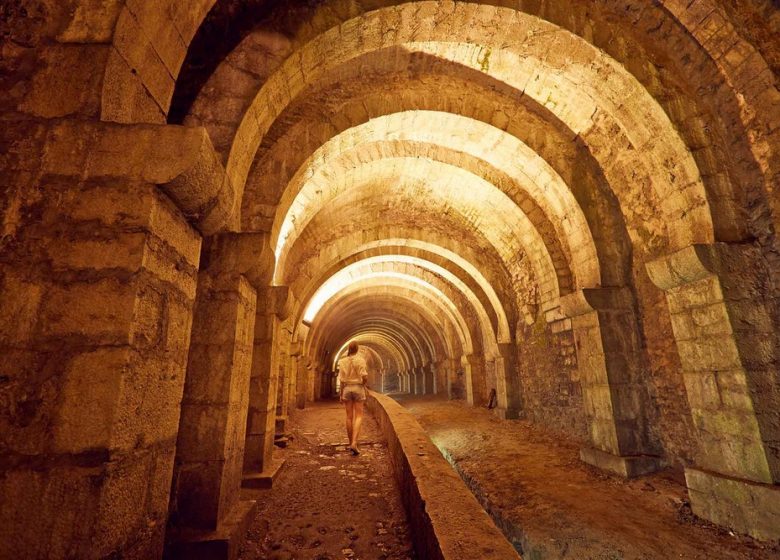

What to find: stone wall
left=0, top=162, right=201, bottom=557
left=516, top=316, right=585, bottom=439
left=366, top=392, right=521, bottom=560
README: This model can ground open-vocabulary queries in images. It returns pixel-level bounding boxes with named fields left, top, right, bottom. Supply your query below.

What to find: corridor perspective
left=1, top=1, right=780, bottom=559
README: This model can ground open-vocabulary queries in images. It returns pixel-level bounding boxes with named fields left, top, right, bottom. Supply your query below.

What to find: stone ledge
left=164, top=499, right=257, bottom=560
left=367, top=392, right=520, bottom=560
left=580, top=446, right=662, bottom=478
left=685, top=467, right=780, bottom=542
left=242, top=452, right=287, bottom=489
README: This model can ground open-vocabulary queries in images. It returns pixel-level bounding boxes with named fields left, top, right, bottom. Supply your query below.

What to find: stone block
left=18, top=44, right=107, bottom=118
left=676, top=336, right=742, bottom=372
left=243, top=428, right=275, bottom=473
left=165, top=499, right=258, bottom=560
left=173, top=461, right=227, bottom=530
left=184, top=344, right=236, bottom=400
left=176, top=405, right=231, bottom=462
left=242, top=453, right=287, bottom=489
left=0, top=466, right=98, bottom=559
left=666, top=276, right=724, bottom=314
left=580, top=447, right=662, bottom=478
left=53, top=347, right=128, bottom=453
left=94, top=454, right=158, bottom=558
left=165, top=297, right=198, bottom=356
left=140, top=237, right=199, bottom=301
left=111, top=8, right=174, bottom=111
left=57, top=0, right=124, bottom=42
left=588, top=418, right=619, bottom=455
left=608, top=382, right=644, bottom=422
left=125, top=0, right=188, bottom=75
left=0, top=271, right=43, bottom=345
left=147, top=446, right=178, bottom=524
left=682, top=372, right=722, bottom=409
left=48, top=233, right=148, bottom=272
left=685, top=468, right=780, bottom=541
left=670, top=302, right=732, bottom=340
left=39, top=278, right=137, bottom=344
left=695, top=429, right=774, bottom=484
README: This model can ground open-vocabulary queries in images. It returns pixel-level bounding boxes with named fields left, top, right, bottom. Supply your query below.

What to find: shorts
left=342, top=384, right=367, bottom=402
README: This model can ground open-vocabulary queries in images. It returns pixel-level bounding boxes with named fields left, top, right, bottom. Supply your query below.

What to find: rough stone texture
left=0, top=168, right=201, bottom=558
left=367, top=392, right=521, bottom=560
left=516, top=315, right=585, bottom=438
left=400, top=396, right=780, bottom=560
left=2, top=0, right=780, bottom=554
left=685, top=467, right=780, bottom=542
left=168, top=271, right=257, bottom=533
left=239, top=401, right=415, bottom=560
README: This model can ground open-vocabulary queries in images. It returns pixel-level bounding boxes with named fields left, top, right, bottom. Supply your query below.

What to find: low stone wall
left=367, top=392, right=521, bottom=560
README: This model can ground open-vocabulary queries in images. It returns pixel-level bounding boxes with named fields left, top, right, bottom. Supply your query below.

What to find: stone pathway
left=239, top=401, right=415, bottom=560
left=398, top=395, right=780, bottom=560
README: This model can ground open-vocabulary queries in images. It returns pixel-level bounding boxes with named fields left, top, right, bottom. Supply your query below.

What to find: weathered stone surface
left=3, top=0, right=780, bottom=553
left=367, top=392, right=521, bottom=559
left=170, top=264, right=257, bottom=533
left=686, top=468, right=780, bottom=542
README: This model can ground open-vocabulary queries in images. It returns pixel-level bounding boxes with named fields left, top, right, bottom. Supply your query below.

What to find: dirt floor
left=238, top=400, right=415, bottom=560
left=396, top=394, right=780, bottom=560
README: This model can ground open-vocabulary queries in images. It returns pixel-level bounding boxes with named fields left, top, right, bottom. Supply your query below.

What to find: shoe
left=349, top=446, right=360, bottom=456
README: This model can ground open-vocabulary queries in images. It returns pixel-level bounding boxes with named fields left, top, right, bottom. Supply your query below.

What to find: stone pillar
left=275, top=327, right=293, bottom=434
left=290, top=342, right=306, bottom=409
left=647, top=243, right=780, bottom=540
left=305, top=360, right=316, bottom=403
left=0, top=121, right=225, bottom=559
left=430, top=363, right=437, bottom=394
left=464, top=354, right=488, bottom=406
left=559, top=288, right=660, bottom=478
left=416, top=366, right=427, bottom=395
left=244, top=286, right=290, bottom=477
left=446, top=358, right=458, bottom=399
left=167, top=237, right=260, bottom=556
left=495, top=343, right=523, bottom=419
left=431, top=361, right=443, bottom=394
left=402, top=371, right=410, bottom=393
left=423, top=363, right=435, bottom=394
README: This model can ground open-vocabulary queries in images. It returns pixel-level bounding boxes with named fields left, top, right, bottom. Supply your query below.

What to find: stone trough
left=366, top=392, right=521, bottom=560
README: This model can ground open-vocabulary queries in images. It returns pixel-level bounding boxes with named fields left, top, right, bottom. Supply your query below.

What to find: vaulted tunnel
left=1, top=0, right=780, bottom=558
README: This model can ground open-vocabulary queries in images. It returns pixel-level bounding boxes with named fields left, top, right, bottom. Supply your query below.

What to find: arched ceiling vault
left=332, top=333, right=408, bottom=373
left=287, top=232, right=519, bottom=330
left=296, top=250, right=510, bottom=344
left=310, top=277, right=476, bottom=356
left=159, top=0, right=778, bottom=379
left=308, top=294, right=462, bottom=366
left=281, top=158, right=559, bottom=303
left=302, top=258, right=499, bottom=354
left=225, top=4, right=715, bottom=251
left=312, top=302, right=447, bottom=362
left=240, top=63, right=634, bottom=279
left=269, top=111, right=606, bottom=300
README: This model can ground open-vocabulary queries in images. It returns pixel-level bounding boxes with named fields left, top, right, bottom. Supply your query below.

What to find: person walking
left=337, top=342, right=369, bottom=455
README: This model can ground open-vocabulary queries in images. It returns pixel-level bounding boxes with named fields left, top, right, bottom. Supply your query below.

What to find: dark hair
left=347, top=342, right=359, bottom=355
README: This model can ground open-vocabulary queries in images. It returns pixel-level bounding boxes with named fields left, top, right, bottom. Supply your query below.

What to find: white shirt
left=337, top=355, right=368, bottom=385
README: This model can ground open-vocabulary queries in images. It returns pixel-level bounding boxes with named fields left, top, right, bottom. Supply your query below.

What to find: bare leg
left=351, top=401, right=364, bottom=451
left=344, top=400, right=354, bottom=445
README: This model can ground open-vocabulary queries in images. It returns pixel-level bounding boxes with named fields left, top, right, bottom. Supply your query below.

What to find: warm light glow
left=303, top=255, right=501, bottom=351
left=305, top=268, right=449, bottom=323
